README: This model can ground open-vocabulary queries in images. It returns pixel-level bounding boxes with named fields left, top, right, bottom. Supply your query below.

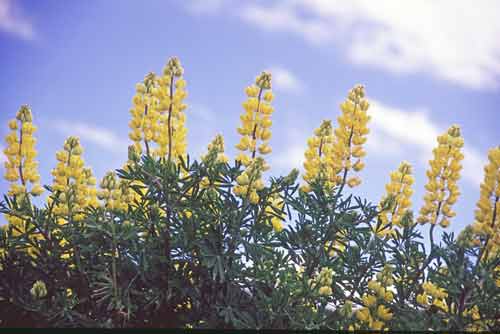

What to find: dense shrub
left=0, top=57, right=499, bottom=330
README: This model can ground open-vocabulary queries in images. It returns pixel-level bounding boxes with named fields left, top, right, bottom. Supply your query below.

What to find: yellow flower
left=3, top=105, right=42, bottom=197
left=202, top=134, right=228, bottom=166
left=417, top=125, right=463, bottom=227
left=249, top=191, right=260, bottom=204
left=471, top=146, right=500, bottom=259
left=416, top=293, right=429, bottom=306
left=329, top=84, right=370, bottom=188
left=50, top=137, right=98, bottom=220
left=362, top=294, right=377, bottom=307
left=271, top=217, right=283, bottom=232
left=356, top=308, right=371, bottom=322
left=378, top=161, right=414, bottom=229
left=98, top=172, right=134, bottom=212
left=371, top=320, right=385, bottom=330
left=128, top=57, right=188, bottom=163
left=376, top=305, right=393, bottom=321
left=235, top=157, right=266, bottom=203
left=30, top=280, right=47, bottom=299
left=302, top=120, right=336, bottom=191
left=236, top=72, right=274, bottom=165
left=318, top=286, right=333, bottom=296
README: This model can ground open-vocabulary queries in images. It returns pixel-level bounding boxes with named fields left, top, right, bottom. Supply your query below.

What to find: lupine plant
left=0, top=56, right=499, bottom=330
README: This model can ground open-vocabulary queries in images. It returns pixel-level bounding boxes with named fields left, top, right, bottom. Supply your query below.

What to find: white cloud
left=0, top=0, right=34, bottom=40
left=236, top=0, right=500, bottom=90
left=267, top=66, right=304, bottom=94
left=368, top=100, right=485, bottom=186
left=53, top=120, right=127, bottom=155
left=184, top=0, right=228, bottom=15
left=0, top=144, right=5, bottom=164
left=189, top=103, right=216, bottom=122
left=269, top=127, right=307, bottom=172
left=271, top=142, right=305, bottom=171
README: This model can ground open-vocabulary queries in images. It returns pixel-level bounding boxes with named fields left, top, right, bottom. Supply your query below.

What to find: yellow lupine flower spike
left=236, top=71, right=274, bottom=169
left=98, top=171, right=134, bottom=212
left=128, top=57, right=188, bottom=163
left=330, top=85, right=370, bottom=189
left=129, top=72, right=157, bottom=156
left=3, top=105, right=43, bottom=197
left=378, top=161, right=414, bottom=231
left=357, top=265, right=393, bottom=330
left=3, top=105, right=43, bottom=256
left=417, top=125, right=464, bottom=227
left=49, top=136, right=98, bottom=222
left=158, top=57, right=188, bottom=162
left=301, top=120, right=335, bottom=193
left=202, top=134, right=228, bottom=166
left=471, top=146, right=500, bottom=260
left=417, top=280, right=449, bottom=313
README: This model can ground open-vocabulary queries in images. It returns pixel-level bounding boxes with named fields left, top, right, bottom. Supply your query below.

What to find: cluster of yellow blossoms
left=324, top=230, right=347, bottom=257
left=302, top=120, right=335, bottom=192
left=471, top=147, right=500, bottom=258
left=199, top=134, right=229, bottom=191
left=416, top=281, right=448, bottom=312
left=417, top=125, right=464, bottom=228
left=3, top=105, right=43, bottom=197
left=307, top=267, right=333, bottom=296
left=234, top=72, right=274, bottom=203
left=129, top=57, right=188, bottom=162
left=356, top=266, right=394, bottom=330
left=301, top=85, right=370, bottom=192
left=97, top=172, right=134, bottom=211
left=331, top=85, right=370, bottom=188
left=201, top=134, right=228, bottom=166
left=236, top=72, right=274, bottom=167
left=49, top=136, right=98, bottom=222
left=234, top=158, right=265, bottom=204
left=375, top=161, right=414, bottom=238
left=264, top=195, right=285, bottom=232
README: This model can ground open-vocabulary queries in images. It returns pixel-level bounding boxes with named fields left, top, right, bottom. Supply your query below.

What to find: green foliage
left=0, top=156, right=499, bottom=330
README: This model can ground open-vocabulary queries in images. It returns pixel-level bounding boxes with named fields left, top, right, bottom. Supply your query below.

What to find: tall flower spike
left=128, top=72, right=158, bottom=156
left=157, top=57, right=188, bottom=162
left=417, top=125, right=464, bottom=228
left=471, top=146, right=500, bottom=260
left=330, top=85, right=370, bottom=188
left=202, top=134, right=228, bottom=166
left=236, top=71, right=274, bottom=170
left=301, top=120, right=335, bottom=193
left=49, top=136, right=98, bottom=222
left=378, top=161, right=414, bottom=229
left=3, top=105, right=43, bottom=197
left=128, top=57, right=188, bottom=163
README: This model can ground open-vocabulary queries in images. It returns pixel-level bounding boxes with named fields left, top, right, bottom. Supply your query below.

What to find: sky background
left=1, top=0, right=500, bottom=244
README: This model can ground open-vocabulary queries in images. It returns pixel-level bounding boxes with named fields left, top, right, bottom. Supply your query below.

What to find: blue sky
left=1, top=0, right=500, bottom=242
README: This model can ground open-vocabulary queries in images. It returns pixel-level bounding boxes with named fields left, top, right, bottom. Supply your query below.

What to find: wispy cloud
left=0, top=0, right=34, bottom=40
left=189, top=103, right=216, bottom=122
left=0, top=144, right=6, bottom=165
left=269, top=127, right=307, bottom=172
left=183, top=0, right=229, bottom=15
left=368, top=100, right=485, bottom=186
left=53, top=120, right=128, bottom=155
left=194, top=0, right=500, bottom=90
left=267, top=66, right=304, bottom=94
